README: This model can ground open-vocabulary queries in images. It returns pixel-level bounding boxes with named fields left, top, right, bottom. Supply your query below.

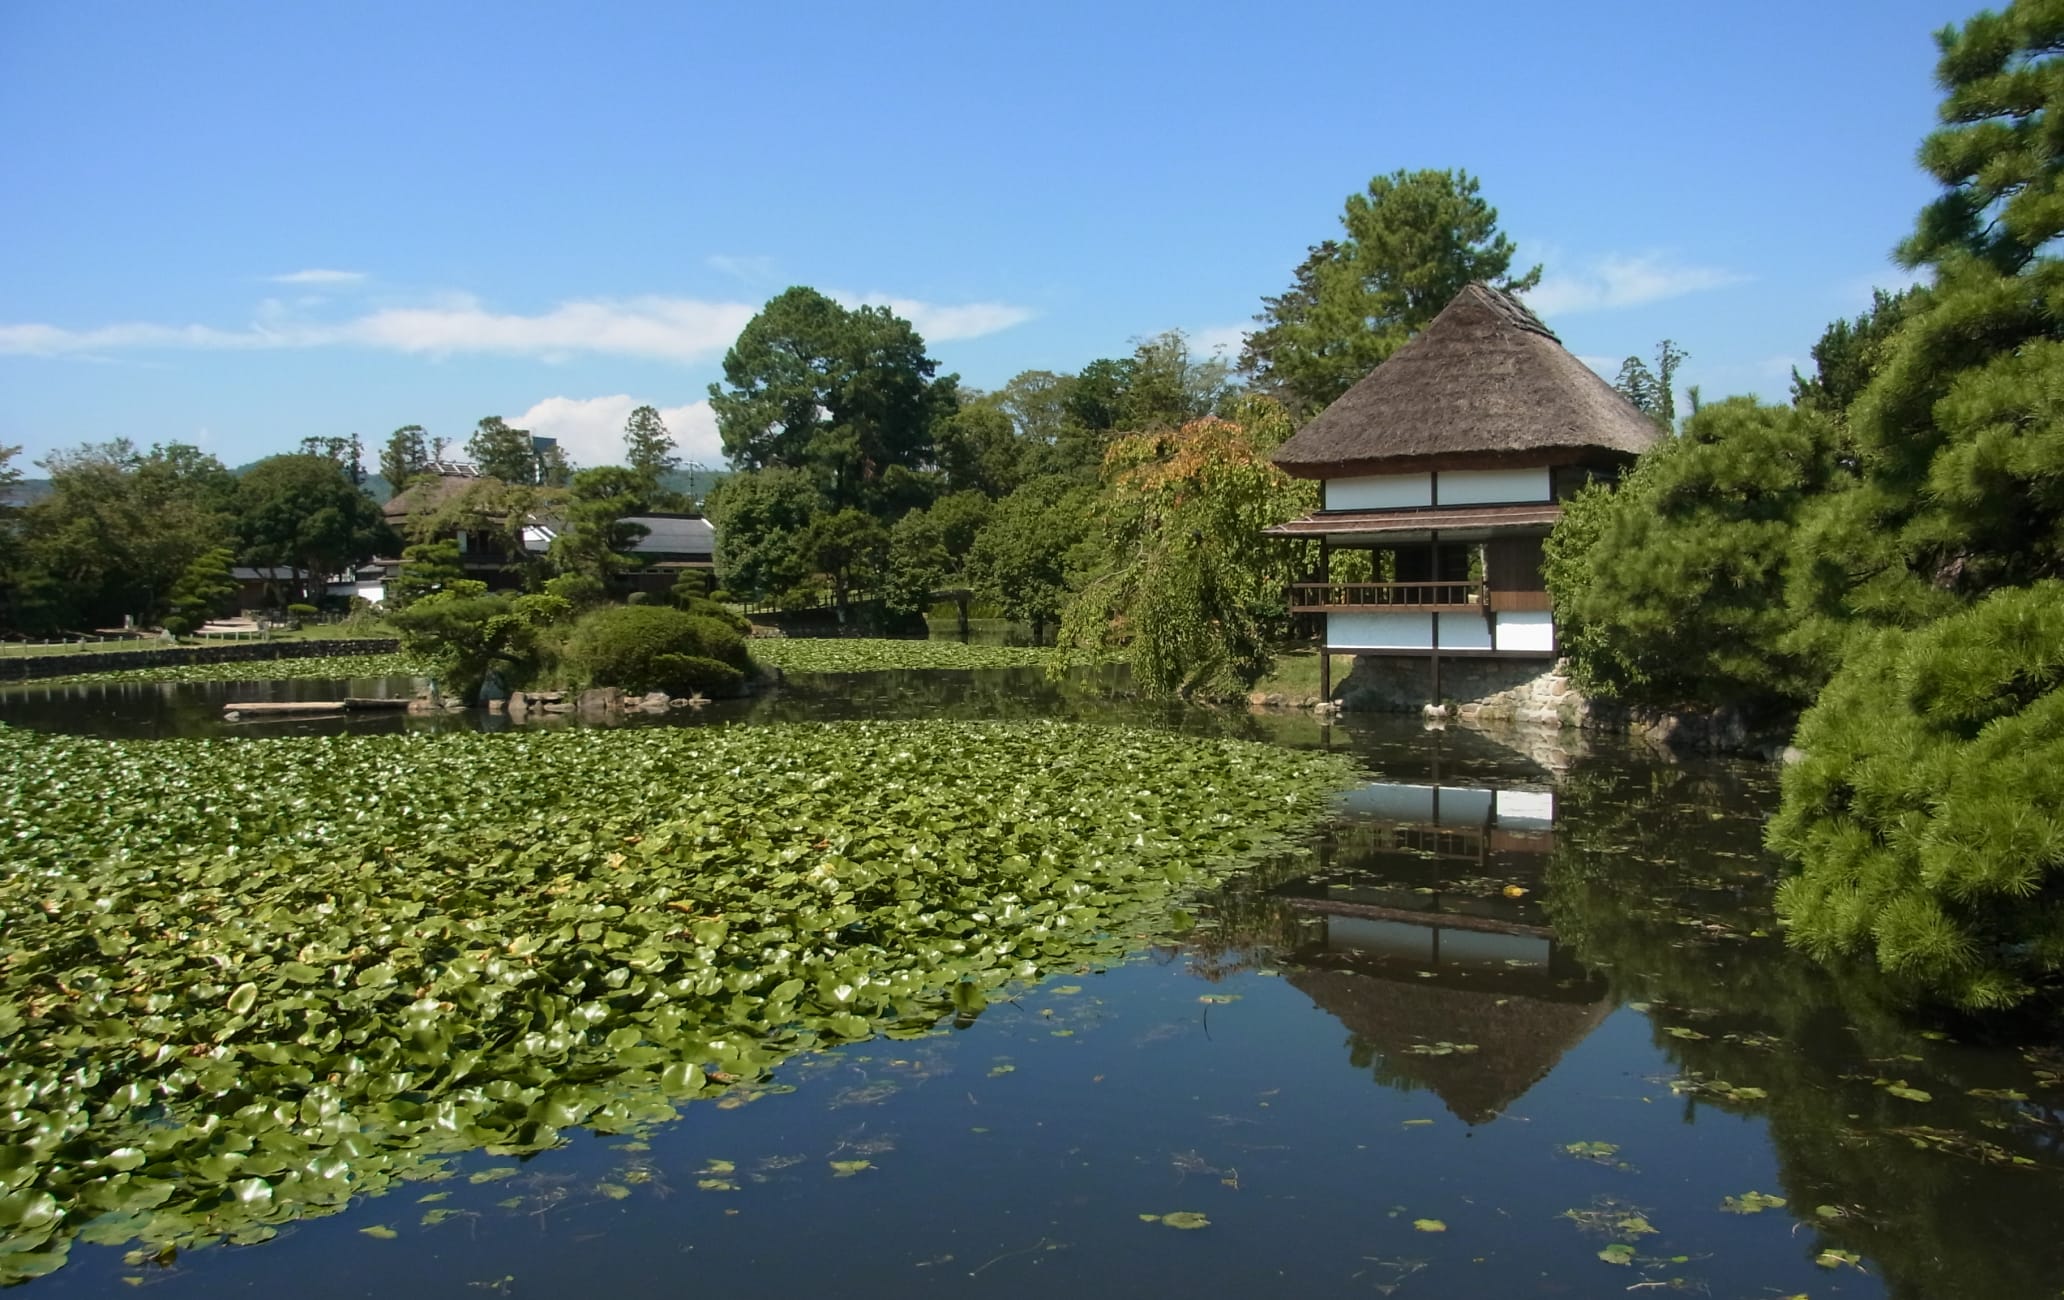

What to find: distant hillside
left=3, top=478, right=53, bottom=508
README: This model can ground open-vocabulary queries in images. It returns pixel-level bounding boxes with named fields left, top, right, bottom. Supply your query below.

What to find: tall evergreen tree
left=1772, top=0, right=2064, bottom=1012
left=1239, top=170, right=1541, bottom=414
left=379, top=425, right=431, bottom=493
left=1790, top=0, right=2064, bottom=635
left=622, top=405, right=677, bottom=490
left=466, top=416, right=539, bottom=484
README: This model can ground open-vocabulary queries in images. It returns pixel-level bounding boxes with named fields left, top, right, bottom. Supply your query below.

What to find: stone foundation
left=1336, top=655, right=1585, bottom=728
left=1332, top=653, right=1792, bottom=758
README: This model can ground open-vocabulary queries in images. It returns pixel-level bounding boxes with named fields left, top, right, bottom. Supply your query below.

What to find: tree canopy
left=466, top=417, right=540, bottom=484
left=708, top=288, right=957, bottom=510
left=1239, top=170, right=1541, bottom=415
left=235, top=454, right=392, bottom=597
left=1544, top=398, right=1839, bottom=712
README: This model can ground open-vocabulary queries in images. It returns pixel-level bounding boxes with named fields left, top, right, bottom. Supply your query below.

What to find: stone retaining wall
left=1335, top=656, right=1585, bottom=726
left=0, top=638, right=401, bottom=683
left=1332, top=653, right=1791, bottom=757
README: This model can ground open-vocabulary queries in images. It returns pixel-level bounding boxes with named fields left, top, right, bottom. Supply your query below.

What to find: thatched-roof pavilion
left=1263, top=283, right=1662, bottom=699
left=1271, top=284, right=1658, bottom=477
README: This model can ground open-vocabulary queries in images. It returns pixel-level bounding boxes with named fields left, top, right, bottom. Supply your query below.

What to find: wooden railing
left=1288, top=581, right=1482, bottom=611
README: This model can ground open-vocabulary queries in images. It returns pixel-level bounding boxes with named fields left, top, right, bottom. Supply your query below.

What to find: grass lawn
left=1245, top=649, right=1355, bottom=701
left=0, top=623, right=394, bottom=659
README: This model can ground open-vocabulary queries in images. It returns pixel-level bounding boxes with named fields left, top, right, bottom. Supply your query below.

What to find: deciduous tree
left=235, top=454, right=391, bottom=601
left=707, top=466, right=823, bottom=602
left=1058, top=396, right=1316, bottom=696
left=708, top=287, right=957, bottom=511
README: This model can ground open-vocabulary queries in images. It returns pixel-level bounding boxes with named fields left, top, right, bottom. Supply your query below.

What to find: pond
left=3, top=666, right=2062, bottom=1298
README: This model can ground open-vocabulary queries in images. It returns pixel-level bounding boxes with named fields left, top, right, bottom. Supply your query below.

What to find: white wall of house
left=1340, top=782, right=1495, bottom=825
left=1493, top=610, right=1556, bottom=652
left=1437, top=467, right=1552, bottom=504
left=1437, top=612, right=1493, bottom=650
left=1494, top=789, right=1556, bottom=827
left=1325, top=473, right=1433, bottom=510
left=1329, top=611, right=1432, bottom=649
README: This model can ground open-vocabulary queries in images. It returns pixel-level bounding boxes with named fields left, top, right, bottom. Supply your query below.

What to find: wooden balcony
left=1289, top=581, right=1482, bottom=612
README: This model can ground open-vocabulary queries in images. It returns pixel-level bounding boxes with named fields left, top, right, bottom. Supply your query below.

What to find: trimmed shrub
left=286, top=603, right=319, bottom=624
left=626, top=591, right=651, bottom=605
left=161, top=615, right=194, bottom=639
left=679, top=595, right=751, bottom=636
left=560, top=604, right=754, bottom=693
left=650, top=653, right=745, bottom=695
left=543, top=573, right=606, bottom=610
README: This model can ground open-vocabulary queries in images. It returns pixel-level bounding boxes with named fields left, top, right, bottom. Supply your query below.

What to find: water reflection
left=1274, top=779, right=1609, bottom=1125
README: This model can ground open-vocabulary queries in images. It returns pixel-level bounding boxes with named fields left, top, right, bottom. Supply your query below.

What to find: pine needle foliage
left=1058, top=396, right=1317, bottom=698
left=1770, top=583, right=2064, bottom=1011
left=1542, top=398, right=1837, bottom=710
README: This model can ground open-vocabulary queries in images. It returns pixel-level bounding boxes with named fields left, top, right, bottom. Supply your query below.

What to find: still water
left=4, top=668, right=2062, bottom=1298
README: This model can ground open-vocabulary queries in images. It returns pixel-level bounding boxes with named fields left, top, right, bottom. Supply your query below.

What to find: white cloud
left=1524, top=253, right=1745, bottom=317
left=833, top=292, right=1035, bottom=342
left=0, top=291, right=1034, bottom=361
left=1187, top=324, right=1248, bottom=358
left=342, top=296, right=758, bottom=363
left=270, top=268, right=365, bottom=285
left=511, top=395, right=723, bottom=470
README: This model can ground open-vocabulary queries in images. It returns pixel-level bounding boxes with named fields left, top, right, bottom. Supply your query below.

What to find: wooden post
left=1317, top=536, right=1332, bottom=703
left=1429, top=528, right=1441, bottom=708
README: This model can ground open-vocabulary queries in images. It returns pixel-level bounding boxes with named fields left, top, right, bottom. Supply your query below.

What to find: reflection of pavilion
left=1279, top=780, right=1610, bottom=1125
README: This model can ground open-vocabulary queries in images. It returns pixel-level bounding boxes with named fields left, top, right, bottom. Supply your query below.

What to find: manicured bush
left=560, top=604, right=754, bottom=692
left=1769, top=582, right=2064, bottom=1011
left=709, top=588, right=734, bottom=603
left=679, top=595, right=751, bottom=636
left=626, top=591, right=651, bottom=605
left=160, top=615, right=194, bottom=639
left=649, top=653, right=745, bottom=695
left=542, top=572, right=606, bottom=610
left=286, top=603, right=319, bottom=624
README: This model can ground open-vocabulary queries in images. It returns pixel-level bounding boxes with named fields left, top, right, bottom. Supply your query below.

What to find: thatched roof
left=381, top=473, right=482, bottom=522
left=1271, top=284, right=1663, bottom=478
left=1289, top=963, right=1612, bottom=1125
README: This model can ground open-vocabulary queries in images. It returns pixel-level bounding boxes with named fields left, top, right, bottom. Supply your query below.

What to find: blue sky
left=0, top=1, right=1956, bottom=473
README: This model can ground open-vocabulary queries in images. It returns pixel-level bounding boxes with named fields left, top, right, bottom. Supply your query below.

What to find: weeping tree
left=1059, top=395, right=1317, bottom=697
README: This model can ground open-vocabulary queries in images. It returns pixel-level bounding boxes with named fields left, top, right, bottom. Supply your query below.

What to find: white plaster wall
left=1494, top=789, right=1555, bottom=828
left=1494, top=610, right=1556, bottom=652
left=1433, top=786, right=1495, bottom=824
left=1437, top=611, right=1494, bottom=650
left=1436, top=467, right=1552, bottom=504
left=1340, top=782, right=1493, bottom=825
left=1326, top=473, right=1433, bottom=510
left=1341, top=782, right=1435, bottom=822
left=1329, top=611, right=1431, bottom=650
